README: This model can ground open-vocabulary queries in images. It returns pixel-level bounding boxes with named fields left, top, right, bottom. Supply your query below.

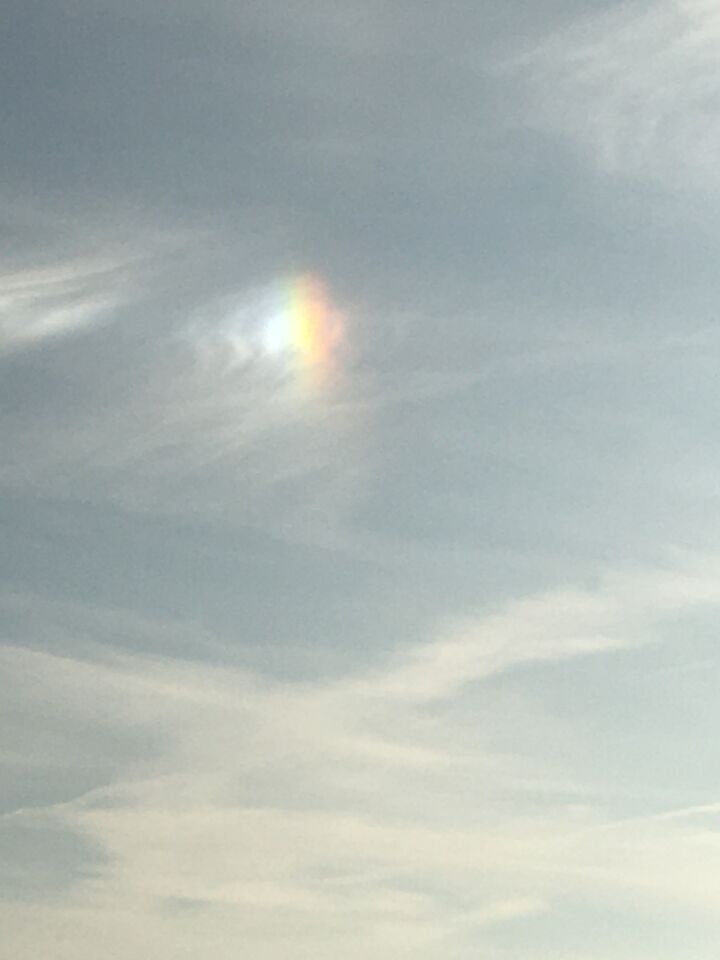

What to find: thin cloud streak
left=517, top=0, right=720, bottom=189
left=0, top=258, right=123, bottom=353
left=354, top=557, right=720, bottom=702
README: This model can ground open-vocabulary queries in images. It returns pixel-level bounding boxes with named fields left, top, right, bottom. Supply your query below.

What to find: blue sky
left=4, top=1, right=720, bottom=957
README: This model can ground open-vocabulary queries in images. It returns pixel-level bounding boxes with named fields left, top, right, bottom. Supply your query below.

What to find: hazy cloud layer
left=4, top=1, right=720, bottom=957
left=522, top=0, right=720, bottom=189
left=5, top=558, right=720, bottom=960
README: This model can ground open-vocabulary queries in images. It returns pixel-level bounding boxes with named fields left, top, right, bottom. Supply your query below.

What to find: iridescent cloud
left=261, top=274, right=345, bottom=384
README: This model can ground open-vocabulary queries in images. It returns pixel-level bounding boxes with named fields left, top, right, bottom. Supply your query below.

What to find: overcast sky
left=4, top=1, right=720, bottom=957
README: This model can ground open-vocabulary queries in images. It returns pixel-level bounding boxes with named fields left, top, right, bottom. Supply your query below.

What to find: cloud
left=0, top=264, right=370, bottom=543
left=355, top=556, right=720, bottom=703
left=0, top=258, right=123, bottom=354
left=516, top=0, right=720, bottom=191
left=5, top=552, right=720, bottom=958
left=5, top=2, right=720, bottom=956
left=0, top=204, right=200, bottom=356
left=0, top=630, right=552, bottom=958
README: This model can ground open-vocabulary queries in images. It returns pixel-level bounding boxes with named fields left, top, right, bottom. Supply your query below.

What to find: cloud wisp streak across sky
left=519, top=0, right=720, bottom=189
left=0, top=257, right=125, bottom=354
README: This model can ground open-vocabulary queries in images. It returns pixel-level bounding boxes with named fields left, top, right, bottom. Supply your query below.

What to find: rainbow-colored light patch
left=262, top=274, right=344, bottom=380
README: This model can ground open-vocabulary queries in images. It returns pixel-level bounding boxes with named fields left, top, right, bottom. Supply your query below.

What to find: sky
left=3, top=0, right=720, bottom=956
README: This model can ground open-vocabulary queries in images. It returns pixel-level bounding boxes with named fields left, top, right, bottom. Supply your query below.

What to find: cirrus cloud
left=518, top=0, right=720, bottom=190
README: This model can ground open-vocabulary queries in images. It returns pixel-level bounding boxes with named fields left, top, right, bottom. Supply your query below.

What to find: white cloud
left=355, top=556, right=720, bottom=702
left=518, top=0, right=720, bottom=190
left=5, top=554, right=720, bottom=955
left=0, top=287, right=368, bottom=543
left=0, top=212, right=193, bottom=356
left=0, top=258, right=124, bottom=353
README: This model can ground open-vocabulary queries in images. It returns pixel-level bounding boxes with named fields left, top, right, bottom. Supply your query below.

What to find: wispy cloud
left=0, top=257, right=125, bottom=354
left=0, top=211, right=194, bottom=356
left=517, top=0, right=720, bottom=190
left=356, top=556, right=720, bottom=702
left=5, top=1, right=720, bottom=955
left=0, top=270, right=370, bottom=542
left=4, top=553, right=720, bottom=955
